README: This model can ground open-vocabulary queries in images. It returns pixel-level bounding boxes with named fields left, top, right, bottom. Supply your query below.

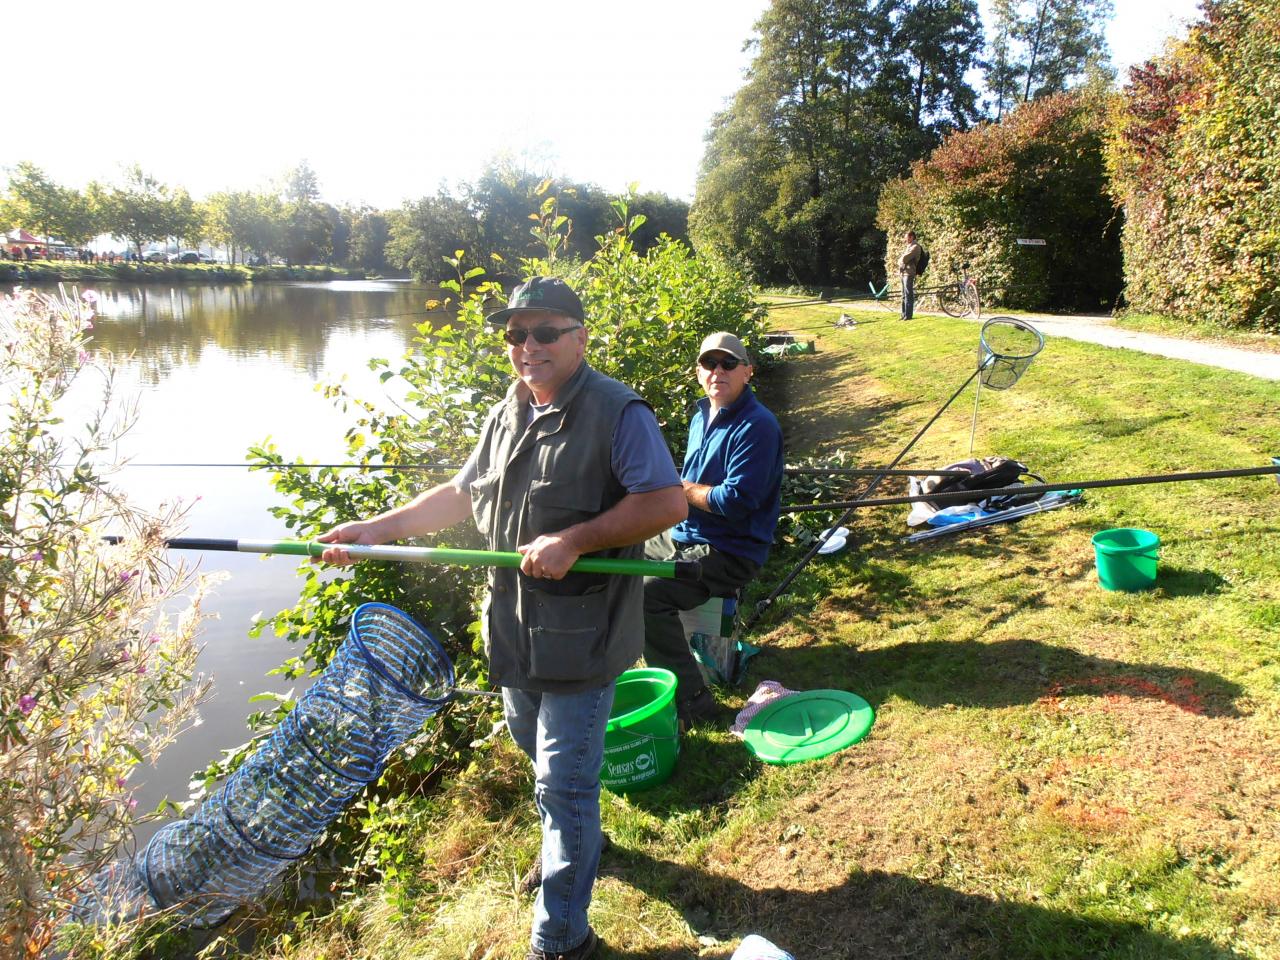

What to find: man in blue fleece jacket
left=643, top=331, right=784, bottom=726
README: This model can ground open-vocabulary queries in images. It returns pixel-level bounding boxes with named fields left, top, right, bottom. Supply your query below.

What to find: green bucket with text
left=600, top=668, right=679, bottom=793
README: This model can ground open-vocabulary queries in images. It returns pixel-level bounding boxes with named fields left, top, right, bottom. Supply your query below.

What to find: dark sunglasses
left=699, top=355, right=744, bottom=372
left=502, top=324, right=582, bottom=346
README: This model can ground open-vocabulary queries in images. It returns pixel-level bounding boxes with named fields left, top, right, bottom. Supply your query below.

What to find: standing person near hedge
left=898, top=229, right=923, bottom=320
left=642, top=332, right=784, bottom=727
left=319, top=276, right=685, bottom=960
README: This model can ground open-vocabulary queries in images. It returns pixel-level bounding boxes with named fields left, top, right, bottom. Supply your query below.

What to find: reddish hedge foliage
left=877, top=91, right=1122, bottom=312
left=1107, top=0, right=1279, bottom=331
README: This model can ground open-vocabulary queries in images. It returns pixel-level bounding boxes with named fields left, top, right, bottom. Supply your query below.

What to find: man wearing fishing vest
left=319, top=276, right=685, bottom=960
left=643, top=332, right=784, bottom=728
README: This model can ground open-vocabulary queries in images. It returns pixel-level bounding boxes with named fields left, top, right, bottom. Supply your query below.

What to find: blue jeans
left=902, top=270, right=915, bottom=319
left=504, top=682, right=615, bottom=953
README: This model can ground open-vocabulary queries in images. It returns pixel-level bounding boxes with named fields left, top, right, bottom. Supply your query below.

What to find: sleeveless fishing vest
left=469, top=362, right=647, bottom=693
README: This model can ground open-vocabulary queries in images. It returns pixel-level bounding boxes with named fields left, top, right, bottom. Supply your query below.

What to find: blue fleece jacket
left=671, top=386, right=783, bottom=566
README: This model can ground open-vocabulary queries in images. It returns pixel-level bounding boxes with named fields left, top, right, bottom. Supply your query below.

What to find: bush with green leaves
left=878, top=89, right=1123, bottom=312
left=212, top=194, right=760, bottom=902
left=1106, top=0, right=1279, bottom=332
left=0, top=288, right=209, bottom=955
left=249, top=191, right=760, bottom=684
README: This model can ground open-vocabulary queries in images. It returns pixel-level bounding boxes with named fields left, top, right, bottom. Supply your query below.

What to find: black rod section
left=782, top=464, right=1280, bottom=513
left=785, top=467, right=970, bottom=478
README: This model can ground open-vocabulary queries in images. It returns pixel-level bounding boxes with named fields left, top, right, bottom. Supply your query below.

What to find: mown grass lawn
left=229, top=305, right=1277, bottom=960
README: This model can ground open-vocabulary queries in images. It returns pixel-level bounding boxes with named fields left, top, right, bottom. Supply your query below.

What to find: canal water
left=50, top=280, right=450, bottom=820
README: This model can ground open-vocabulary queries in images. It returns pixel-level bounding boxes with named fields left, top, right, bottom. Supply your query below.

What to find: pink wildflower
left=116, top=776, right=128, bottom=788
left=120, top=570, right=134, bottom=582
left=127, top=798, right=138, bottom=811
left=18, top=695, right=37, bottom=715
left=120, top=648, right=131, bottom=661
left=136, top=664, right=147, bottom=675
left=82, top=290, right=99, bottom=304
left=78, top=350, right=89, bottom=364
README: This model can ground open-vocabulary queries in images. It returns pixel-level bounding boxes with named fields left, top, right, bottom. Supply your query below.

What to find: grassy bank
left=172, top=306, right=1277, bottom=960
left=0, top=260, right=370, bottom=285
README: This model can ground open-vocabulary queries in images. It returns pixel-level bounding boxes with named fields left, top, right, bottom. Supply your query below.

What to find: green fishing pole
left=105, top=537, right=702, bottom=581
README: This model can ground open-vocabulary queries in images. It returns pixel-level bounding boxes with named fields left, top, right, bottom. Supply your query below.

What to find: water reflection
left=87, top=280, right=443, bottom=385
left=25, top=280, right=450, bottom=826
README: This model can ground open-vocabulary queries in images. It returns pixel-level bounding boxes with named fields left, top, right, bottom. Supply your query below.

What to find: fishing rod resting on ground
left=782, top=462, right=1280, bottom=514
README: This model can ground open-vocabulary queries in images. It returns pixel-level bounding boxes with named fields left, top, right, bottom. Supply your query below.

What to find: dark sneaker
left=518, top=835, right=612, bottom=896
left=677, top=686, right=720, bottom=730
left=525, top=927, right=599, bottom=960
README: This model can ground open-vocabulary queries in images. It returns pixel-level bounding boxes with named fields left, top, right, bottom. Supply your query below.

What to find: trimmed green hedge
left=1106, top=0, right=1279, bottom=332
left=877, top=91, right=1122, bottom=312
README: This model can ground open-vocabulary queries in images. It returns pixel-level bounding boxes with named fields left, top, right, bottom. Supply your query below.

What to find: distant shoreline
left=0, top=261, right=380, bottom=285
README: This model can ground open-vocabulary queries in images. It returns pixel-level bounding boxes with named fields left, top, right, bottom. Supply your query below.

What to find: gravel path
left=769, top=295, right=1280, bottom=380
left=974, top=311, right=1280, bottom=381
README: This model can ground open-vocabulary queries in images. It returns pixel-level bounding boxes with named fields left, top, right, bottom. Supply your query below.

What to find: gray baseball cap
left=697, top=332, right=750, bottom=364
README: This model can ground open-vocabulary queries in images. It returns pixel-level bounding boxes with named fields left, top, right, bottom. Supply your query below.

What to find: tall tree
left=273, top=162, right=332, bottom=264
left=981, top=0, right=1114, bottom=114
left=344, top=206, right=392, bottom=272
left=888, top=0, right=984, bottom=134
left=691, top=0, right=981, bottom=284
left=243, top=193, right=286, bottom=261
left=170, top=187, right=201, bottom=250
left=985, top=0, right=1021, bottom=118
left=282, top=160, right=321, bottom=204
left=0, top=162, right=94, bottom=248
left=92, top=166, right=185, bottom=258
left=204, top=192, right=245, bottom=263
left=386, top=193, right=485, bottom=282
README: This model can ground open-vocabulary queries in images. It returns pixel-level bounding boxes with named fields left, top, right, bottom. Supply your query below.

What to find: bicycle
left=870, top=264, right=982, bottom=319
left=934, top=263, right=981, bottom=319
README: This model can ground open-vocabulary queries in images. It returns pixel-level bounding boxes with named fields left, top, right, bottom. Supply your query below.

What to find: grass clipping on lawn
left=236, top=307, right=1279, bottom=960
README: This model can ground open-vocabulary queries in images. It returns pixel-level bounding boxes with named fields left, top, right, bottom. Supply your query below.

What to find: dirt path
left=963, top=311, right=1280, bottom=381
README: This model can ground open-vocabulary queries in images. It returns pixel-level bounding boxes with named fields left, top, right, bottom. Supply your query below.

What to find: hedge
left=878, top=91, right=1123, bottom=313
left=1106, top=0, right=1279, bottom=332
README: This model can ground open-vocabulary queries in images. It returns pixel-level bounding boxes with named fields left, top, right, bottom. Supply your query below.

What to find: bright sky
left=7, top=0, right=1204, bottom=209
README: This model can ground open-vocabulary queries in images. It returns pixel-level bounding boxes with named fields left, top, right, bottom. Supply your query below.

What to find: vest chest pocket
left=527, top=585, right=608, bottom=682
left=527, top=479, right=603, bottom=539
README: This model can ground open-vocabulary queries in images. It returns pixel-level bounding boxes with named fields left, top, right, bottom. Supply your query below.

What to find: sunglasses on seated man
left=698, top=355, right=744, bottom=371
left=502, top=324, right=583, bottom=346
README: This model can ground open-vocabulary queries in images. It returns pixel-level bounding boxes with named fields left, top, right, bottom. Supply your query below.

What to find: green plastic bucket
left=1092, top=527, right=1161, bottom=591
left=600, top=668, right=679, bottom=793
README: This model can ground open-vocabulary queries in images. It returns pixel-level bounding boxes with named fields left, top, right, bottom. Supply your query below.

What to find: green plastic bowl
left=1092, top=527, right=1160, bottom=591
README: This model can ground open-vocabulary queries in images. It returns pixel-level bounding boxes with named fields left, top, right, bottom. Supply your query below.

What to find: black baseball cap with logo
left=485, top=276, right=585, bottom=326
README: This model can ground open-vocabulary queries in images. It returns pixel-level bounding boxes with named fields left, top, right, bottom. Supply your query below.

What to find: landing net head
left=978, top=317, right=1043, bottom=390
left=349, top=602, right=456, bottom=704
